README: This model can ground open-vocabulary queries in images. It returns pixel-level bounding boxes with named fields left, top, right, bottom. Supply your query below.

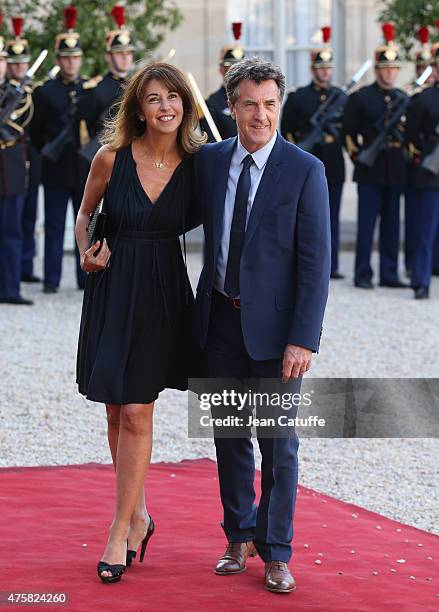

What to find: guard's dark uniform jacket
left=343, top=82, right=408, bottom=186
left=203, top=85, right=237, bottom=141
left=405, top=82, right=439, bottom=190
left=0, top=79, right=33, bottom=301
left=30, top=73, right=87, bottom=189
left=0, top=79, right=33, bottom=196
left=280, top=82, right=345, bottom=184
left=80, top=71, right=124, bottom=138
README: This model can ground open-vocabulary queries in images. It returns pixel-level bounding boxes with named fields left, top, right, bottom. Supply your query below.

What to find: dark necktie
left=224, top=154, right=254, bottom=298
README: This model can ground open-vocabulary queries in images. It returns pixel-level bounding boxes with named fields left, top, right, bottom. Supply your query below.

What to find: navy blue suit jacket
left=192, top=132, right=331, bottom=360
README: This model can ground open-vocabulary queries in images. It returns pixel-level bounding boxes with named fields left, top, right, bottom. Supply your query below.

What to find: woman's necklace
left=142, top=145, right=176, bottom=170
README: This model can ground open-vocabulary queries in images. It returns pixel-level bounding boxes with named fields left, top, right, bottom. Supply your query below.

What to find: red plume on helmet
left=64, top=5, right=77, bottom=31
left=12, top=16, right=24, bottom=38
left=417, top=26, right=430, bottom=45
left=0, top=12, right=3, bottom=29
left=232, top=22, right=242, bottom=42
left=321, top=26, right=331, bottom=44
left=382, top=22, right=395, bottom=44
left=111, top=5, right=125, bottom=28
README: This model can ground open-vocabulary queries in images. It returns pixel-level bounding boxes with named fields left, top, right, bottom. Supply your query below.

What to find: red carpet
left=0, top=459, right=437, bottom=611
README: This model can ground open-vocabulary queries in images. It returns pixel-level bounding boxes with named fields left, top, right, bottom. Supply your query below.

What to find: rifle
left=357, top=66, right=432, bottom=168
left=0, top=49, right=47, bottom=127
left=42, top=93, right=79, bottom=163
left=297, top=60, right=371, bottom=153
left=421, top=123, right=439, bottom=176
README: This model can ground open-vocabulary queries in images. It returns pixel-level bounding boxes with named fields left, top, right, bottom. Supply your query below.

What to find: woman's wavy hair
left=101, top=62, right=206, bottom=154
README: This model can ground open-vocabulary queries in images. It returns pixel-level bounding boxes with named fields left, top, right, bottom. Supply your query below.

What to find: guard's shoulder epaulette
left=83, top=75, right=104, bottom=90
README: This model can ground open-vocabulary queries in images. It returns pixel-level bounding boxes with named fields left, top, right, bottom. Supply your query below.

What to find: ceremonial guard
left=6, top=17, right=42, bottom=284
left=281, top=26, right=345, bottom=279
left=31, top=5, right=87, bottom=293
left=405, top=31, right=439, bottom=299
left=343, top=23, right=408, bottom=289
left=202, top=22, right=245, bottom=141
left=78, top=4, right=134, bottom=167
left=404, top=27, right=433, bottom=276
left=0, top=16, right=34, bottom=305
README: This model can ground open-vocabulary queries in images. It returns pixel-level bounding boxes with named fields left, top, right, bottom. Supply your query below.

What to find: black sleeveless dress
left=76, top=145, right=198, bottom=405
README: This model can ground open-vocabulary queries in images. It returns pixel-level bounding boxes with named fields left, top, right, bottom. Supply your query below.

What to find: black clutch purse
left=87, top=198, right=107, bottom=256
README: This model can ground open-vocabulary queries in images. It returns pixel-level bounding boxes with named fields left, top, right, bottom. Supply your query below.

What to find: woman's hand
left=81, top=239, right=111, bottom=273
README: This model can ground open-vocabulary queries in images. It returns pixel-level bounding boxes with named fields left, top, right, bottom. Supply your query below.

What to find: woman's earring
left=139, top=116, right=145, bottom=122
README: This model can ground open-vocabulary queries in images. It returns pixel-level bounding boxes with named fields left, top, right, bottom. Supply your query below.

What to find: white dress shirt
left=214, top=131, right=278, bottom=295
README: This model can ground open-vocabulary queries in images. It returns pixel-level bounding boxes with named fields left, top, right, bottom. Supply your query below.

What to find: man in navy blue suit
left=193, top=58, right=331, bottom=593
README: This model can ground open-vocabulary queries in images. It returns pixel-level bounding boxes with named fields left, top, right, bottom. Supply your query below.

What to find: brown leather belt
left=214, top=289, right=241, bottom=309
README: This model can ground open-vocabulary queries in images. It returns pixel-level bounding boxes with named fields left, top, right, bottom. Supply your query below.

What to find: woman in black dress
left=75, top=63, right=205, bottom=583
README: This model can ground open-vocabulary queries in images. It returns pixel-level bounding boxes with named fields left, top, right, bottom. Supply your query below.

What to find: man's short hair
left=224, top=57, right=286, bottom=105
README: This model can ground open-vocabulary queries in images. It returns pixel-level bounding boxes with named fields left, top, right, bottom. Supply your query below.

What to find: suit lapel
left=243, top=134, right=285, bottom=251
left=211, top=138, right=236, bottom=260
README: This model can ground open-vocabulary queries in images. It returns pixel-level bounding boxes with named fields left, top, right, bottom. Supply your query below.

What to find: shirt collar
left=235, top=131, right=277, bottom=170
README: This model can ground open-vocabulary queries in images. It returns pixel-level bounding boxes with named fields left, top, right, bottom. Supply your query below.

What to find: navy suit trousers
left=206, top=290, right=300, bottom=563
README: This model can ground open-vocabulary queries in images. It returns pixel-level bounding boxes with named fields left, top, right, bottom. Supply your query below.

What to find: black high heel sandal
left=97, top=561, right=126, bottom=584
left=126, top=516, right=155, bottom=567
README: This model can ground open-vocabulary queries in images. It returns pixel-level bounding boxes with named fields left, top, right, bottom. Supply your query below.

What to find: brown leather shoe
left=215, top=541, right=257, bottom=575
left=264, top=561, right=296, bottom=593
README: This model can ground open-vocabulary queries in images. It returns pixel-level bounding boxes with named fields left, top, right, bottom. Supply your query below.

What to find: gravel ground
left=0, top=251, right=438, bottom=535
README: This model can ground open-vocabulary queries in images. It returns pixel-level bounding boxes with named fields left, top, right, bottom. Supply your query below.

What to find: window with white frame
left=227, top=0, right=332, bottom=88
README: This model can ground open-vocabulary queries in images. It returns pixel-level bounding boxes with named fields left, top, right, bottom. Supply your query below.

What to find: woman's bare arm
left=76, top=145, right=116, bottom=272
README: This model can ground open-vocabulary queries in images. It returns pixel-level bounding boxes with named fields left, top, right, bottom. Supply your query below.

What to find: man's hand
left=81, top=239, right=111, bottom=273
left=282, top=344, right=312, bottom=382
